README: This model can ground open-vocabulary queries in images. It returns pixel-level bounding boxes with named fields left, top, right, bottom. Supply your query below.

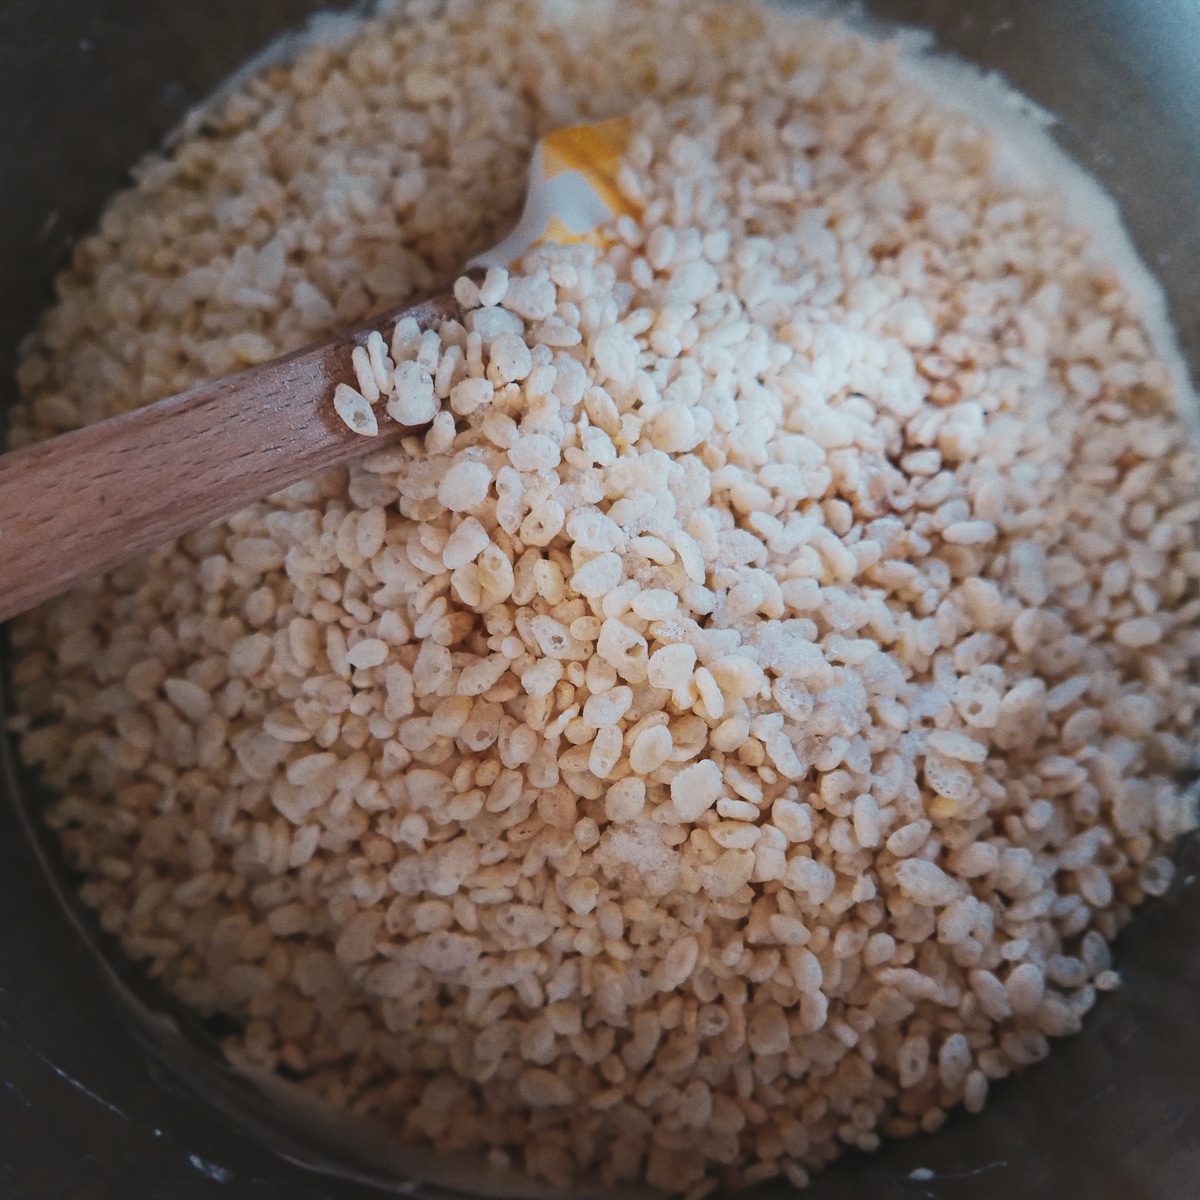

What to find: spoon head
left=470, top=115, right=636, bottom=269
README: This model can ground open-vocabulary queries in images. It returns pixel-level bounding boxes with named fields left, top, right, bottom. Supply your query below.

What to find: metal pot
left=1, top=2, right=1197, bottom=1196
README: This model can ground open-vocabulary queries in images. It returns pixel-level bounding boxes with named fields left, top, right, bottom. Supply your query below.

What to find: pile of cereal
left=9, top=0, right=1200, bottom=1193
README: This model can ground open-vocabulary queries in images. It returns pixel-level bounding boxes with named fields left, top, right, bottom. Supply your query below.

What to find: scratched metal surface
left=0, top=1, right=1198, bottom=1198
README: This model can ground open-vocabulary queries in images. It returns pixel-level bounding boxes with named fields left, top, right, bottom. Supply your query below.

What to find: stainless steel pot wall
left=1, top=2, right=1198, bottom=1197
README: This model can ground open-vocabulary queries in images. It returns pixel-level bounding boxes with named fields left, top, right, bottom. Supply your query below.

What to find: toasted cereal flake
left=346, top=638, right=388, bottom=670
left=769, top=914, right=810, bottom=946
left=1114, top=617, right=1162, bottom=648
left=785, top=856, right=836, bottom=905
left=487, top=333, right=533, bottom=385
left=333, top=383, right=378, bottom=437
left=651, top=935, right=699, bottom=991
left=887, top=820, right=931, bottom=858
left=438, top=461, right=492, bottom=512
left=449, top=376, right=494, bottom=416
left=442, top=516, right=491, bottom=570
left=351, top=345, right=381, bottom=403
left=390, top=316, right=421, bottom=362
left=896, top=859, right=960, bottom=907
left=647, top=642, right=698, bottom=691
left=852, top=794, right=881, bottom=848
left=747, top=1005, right=790, bottom=1056
left=592, top=325, right=638, bottom=385
left=518, top=1068, right=573, bottom=1108
left=478, top=266, right=510, bottom=308
left=694, top=667, right=725, bottom=719
left=1006, top=963, right=1046, bottom=1016
left=630, top=589, right=678, bottom=620
left=942, top=520, right=996, bottom=545
left=582, top=686, right=633, bottom=728
left=926, top=729, right=988, bottom=763
left=570, top=552, right=623, bottom=598
left=629, top=724, right=673, bottom=775
left=772, top=799, right=814, bottom=844
left=604, top=777, right=646, bottom=823
left=453, top=275, right=481, bottom=309
left=388, top=361, right=438, bottom=426
left=589, top=725, right=623, bottom=778
left=670, top=759, right=723, bottom=821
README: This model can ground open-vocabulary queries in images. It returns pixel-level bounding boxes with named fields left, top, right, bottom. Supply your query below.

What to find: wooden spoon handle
left=0, top=291, right=460, bottom=624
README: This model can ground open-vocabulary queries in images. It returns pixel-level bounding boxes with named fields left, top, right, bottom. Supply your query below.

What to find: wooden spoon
left=0, top=116, right=635, bottom=625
